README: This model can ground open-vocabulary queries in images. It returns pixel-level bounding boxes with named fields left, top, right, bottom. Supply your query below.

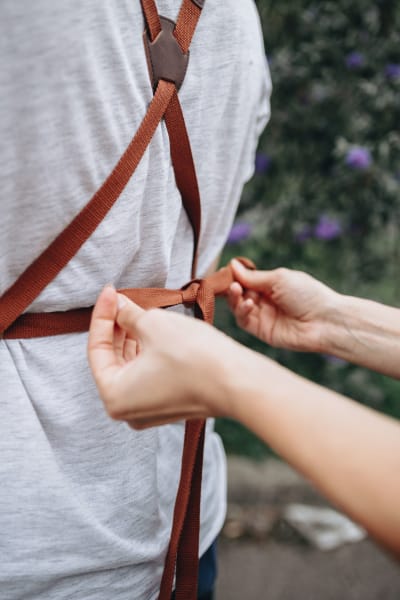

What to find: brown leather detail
left=191, top=0, right=205, bottom=8
left=143, top=16, right=189, bottom=91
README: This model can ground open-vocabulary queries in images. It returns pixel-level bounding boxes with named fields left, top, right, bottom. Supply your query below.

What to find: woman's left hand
left=87, top=286, right=236, bottom=428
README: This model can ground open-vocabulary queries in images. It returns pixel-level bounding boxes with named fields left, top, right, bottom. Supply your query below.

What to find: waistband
left=2, top=258, right=253, bottom=339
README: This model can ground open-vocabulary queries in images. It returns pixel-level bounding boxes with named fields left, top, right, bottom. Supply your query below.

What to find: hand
left=87, top=286, right=241, bottom=429
left=228, top=259, right=340, bottom=353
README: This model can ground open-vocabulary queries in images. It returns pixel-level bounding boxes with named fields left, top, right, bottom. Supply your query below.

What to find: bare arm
left=227, top=348, right=400, bottom=558
left=88, top=287, right=400, bottom=557
left=322, top=294, right=400, bottom=378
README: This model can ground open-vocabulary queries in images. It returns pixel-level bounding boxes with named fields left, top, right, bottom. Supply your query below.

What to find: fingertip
left=231, top=258, right=245, bottom=273
left=238, top=298, right=253, bottom=316
left=92, top=284, right=118, bottom=320
left=87, top=285, right=119, bottom=379
left=231, top=258, right=251, bottom=282
left=115, top=295, right=145, bottom=332
left=227, top=282, right=243, bottom=313
left=229, top=281, right=243, bottom=295
left=232, top=261, right=274, bottom=293
left=102, top=283, right=116, bottom=295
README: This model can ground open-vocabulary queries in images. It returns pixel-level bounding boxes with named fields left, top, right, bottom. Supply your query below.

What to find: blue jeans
left=170, top=541, right=217, bottom=600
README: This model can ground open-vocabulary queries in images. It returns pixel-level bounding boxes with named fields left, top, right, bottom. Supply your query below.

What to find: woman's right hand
left=228, top=259, right=341, bottom=353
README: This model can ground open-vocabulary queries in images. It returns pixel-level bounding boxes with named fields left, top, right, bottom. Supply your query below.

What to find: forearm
left=320, top=294, right=400, bottom=378
left=225, top=349, right=400, bottom=556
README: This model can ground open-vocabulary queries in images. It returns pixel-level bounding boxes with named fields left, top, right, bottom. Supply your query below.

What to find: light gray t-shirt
left=0, top=1, right=271, bottom=598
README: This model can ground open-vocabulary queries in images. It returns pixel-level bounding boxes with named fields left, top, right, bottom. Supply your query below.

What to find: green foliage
left=216, top=0, right=400, bottom=456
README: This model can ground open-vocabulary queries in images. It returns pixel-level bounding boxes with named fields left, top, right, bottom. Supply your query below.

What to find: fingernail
left=117, top=294, right=126, bottom=311
left=104, top=282, right=115, bottom=290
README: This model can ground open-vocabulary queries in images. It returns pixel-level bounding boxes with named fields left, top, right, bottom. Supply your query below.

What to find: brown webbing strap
left=141, top=0, right=203, bottom=278
left=174, top=420, right=205, bottom=600
left=141, top=3, right=207, bottom=597
left=1, top=262, right=247, bottom=600
left=2, top=261, right=253, bottom=600
left=2, top=1, right=209, bottom=598
left=159, top=419, right=205, bottom=600
left=0, top=0, right=205, bottom=333
left=174, top=0, right=203, bottom=53
left=140, top=0, right=162, bottom=40
left=141, top=0, right=202, bottom=52
left=2, top=261, right=251, bottom=339
left=0, top=80, right=175, bottom=336
left=165, top=92, right=201, bottom=278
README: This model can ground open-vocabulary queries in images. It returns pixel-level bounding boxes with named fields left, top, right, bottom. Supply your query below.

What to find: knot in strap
left=180, top=257, right=255, bottom=324
left=0, top=257, right=255, bottom=339
left=181, top=278, right=215, bottom=323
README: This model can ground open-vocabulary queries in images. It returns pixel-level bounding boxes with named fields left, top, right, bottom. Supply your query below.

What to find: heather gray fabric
left=0, top=1, right=271, bottom=598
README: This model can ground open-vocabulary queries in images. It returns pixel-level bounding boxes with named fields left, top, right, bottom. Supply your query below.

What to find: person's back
left=0, top=1, right=270, bottom=597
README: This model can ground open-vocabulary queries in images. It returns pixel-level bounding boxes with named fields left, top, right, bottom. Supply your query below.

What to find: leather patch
left=143, top=16, right=189, bottom=91
left=192, top=0, right=205, bottom=8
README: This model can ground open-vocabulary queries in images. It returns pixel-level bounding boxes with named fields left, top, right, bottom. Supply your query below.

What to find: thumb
left=88, top=285, right=120, bottom=382
left=231, top=259, right=277, bottom=293
left=116, top=294, right=146, bottom=337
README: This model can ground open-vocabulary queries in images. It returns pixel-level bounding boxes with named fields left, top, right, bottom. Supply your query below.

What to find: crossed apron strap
left=141, top=0, right=203, bottom=279
left=0, top=0, right=204, bottom=336
left=0, top=2, right=219, bottom=598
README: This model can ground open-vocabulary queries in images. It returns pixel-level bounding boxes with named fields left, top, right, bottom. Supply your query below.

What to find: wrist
left=219, top=343, right=284, bottom=424
left=215, top=342, right=261, bottom=421
left=315, top=291, right=350, bottom=356
left=318, top=291, right=397, bottom=360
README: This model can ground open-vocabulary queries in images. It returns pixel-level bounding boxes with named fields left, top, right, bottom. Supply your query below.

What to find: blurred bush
left=216, top=0, right=400, bottom=457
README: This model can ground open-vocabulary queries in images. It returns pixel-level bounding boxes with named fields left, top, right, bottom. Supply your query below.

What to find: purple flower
left=295, top=225, right=313, bottom=243
left=345, top=52, right=365, bottom=69
left=385, top=63, right=400, bottom=80
left=345, top=147, right=372, bottom=170
left=314, top=216, right=342, bottom=241
left=227, top=222, right=253, bottom=244
left=255, top=153, right=271, bottom=174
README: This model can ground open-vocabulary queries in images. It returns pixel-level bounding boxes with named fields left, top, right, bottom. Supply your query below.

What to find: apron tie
left=1, top=258, right=255, bottom=339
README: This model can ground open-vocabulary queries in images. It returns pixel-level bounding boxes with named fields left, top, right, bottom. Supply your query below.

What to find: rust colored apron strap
left=1, top=257, right=254, bottom=600
left=157, top=419, right=205, bottom=600
left=141, top=0, right=204, bottom=52
left=0, top=80, right=175, bottom=336
left=1, top=4, right=208, bottom=600
left=165, top=90, right=201, bottom=278
left=141, top=0, right=204, bottom=279
left=1, top=259, right=255, bottom=340
left=174, top=0, right=204, bottom=53
left=174, top=419, right=205, bottom=600
left=140, top=0, right=162, bottom=41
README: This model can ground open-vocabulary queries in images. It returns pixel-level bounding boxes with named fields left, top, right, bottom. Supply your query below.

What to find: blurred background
left=214, top=1, right=400, bottom=597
